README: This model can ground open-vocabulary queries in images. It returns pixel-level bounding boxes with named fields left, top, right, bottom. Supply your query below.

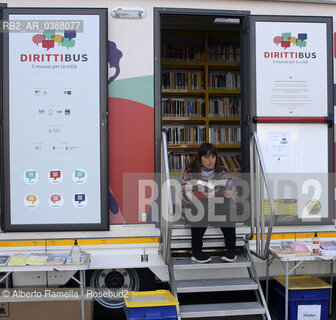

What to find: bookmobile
left=0, top=0, right=336, bottom=318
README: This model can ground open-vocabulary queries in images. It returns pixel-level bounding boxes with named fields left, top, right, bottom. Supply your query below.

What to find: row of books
left=208, top=44, right=240, bottom=64
left=209, top=72, right=240, bottom=90
left=0, top=252, right=88, bottom=266
left=209, top=97, right=241, bottom=118
left=271, top=240, right=336, bottom=257
left=162, top=71, right=204, bottom=90
left=168, top=152, right=196, bottom=172
left=164, top=125, right=206, bottom=145
left=209, top=127, right=241, bottom=145
left=161, top=43, right=240, bottom=64
left=220, top=155, right=241, bottom=173
left=162, top=44, right=205, bottom=62
left=162, top=98, right=205, bottom=117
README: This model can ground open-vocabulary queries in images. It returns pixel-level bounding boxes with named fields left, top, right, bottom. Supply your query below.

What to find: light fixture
left=213, top=18, right=240, bottom=24
left=111, top=7, right=145, bottom=19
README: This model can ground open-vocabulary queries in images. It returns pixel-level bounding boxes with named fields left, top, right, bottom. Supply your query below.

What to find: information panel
left=255, top=21, right=328, bottom=117
left=2, top=9, right=108, bottom=231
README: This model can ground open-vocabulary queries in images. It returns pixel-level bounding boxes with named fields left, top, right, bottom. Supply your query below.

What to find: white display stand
left=0, top=254, right=90, bottom=320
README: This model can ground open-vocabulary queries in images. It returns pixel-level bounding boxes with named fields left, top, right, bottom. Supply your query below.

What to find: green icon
left=75, top=170, right=85, bottom=179
left=281, top=32, right=291, bottom=41
left=62, top=38, right=75, bottom=49
left=43, top=29, right=56, bottom=40
left=296, top=40, right=307, bottom=48
left=26, top=171, right=36, bottom=181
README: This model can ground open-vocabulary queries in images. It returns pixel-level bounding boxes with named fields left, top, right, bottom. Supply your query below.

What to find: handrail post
left=249, top=131, right=276, bottom=260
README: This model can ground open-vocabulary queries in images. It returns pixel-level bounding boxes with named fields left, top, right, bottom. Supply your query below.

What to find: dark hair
left=189, top=142, right=222, bottom=173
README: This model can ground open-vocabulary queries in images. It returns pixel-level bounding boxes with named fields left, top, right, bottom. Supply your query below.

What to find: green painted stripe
left=109, top=75, right=154, bottom=108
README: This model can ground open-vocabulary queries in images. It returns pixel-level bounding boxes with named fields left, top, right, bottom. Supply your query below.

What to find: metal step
left=173, top=256, right=251, bottom=270
left=180, top=301, right=266, bottom=318
left=176, top=278, right=258, bottom=293
left=171, top=238, right=245, bottom=249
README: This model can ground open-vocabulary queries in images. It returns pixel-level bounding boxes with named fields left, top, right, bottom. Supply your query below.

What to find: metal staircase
left=160, top=131, right=275, bottom=319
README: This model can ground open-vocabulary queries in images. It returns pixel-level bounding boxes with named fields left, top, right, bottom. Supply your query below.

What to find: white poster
left=9, top=14, right=102, bottom=225
left=297, top=305, right=321, bottom=320
left=267, top=131, right=289, bottom=162
left=256, top=22, right=328, bottom=117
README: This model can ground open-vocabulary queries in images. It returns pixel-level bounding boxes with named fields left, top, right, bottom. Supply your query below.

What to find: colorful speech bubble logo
left=290, top=37, right=297, bottom=45
left=75, top=194, right=85, bottom=204
left=42, top=39, right=55, bottom=50
left=52, top=34, right=63, bottom=46
left=273, top=36, right=283, bottom=46
left=297, top=33, right=307, bottom=41
left=32, top=34, right=46, bottom=46
left=64, top=30, right=77, bottom=40
left=43, top=29, right=55, bottom=40
left=51, top=194, right=61, bottom=204
left=75, top=170, right=85, bottom=179
left=50, top=170, right=61, bottom=180
left=296, top=39, right=307, bottom=48
left=26, top=194, right=37, bottom=204
left=281, top=32, right=291, bottom=41
left=25, top=171, right=36, bottom=181
left=62, top=38, right=75, bottom=49
left=281, top=40, right=290, bottom=49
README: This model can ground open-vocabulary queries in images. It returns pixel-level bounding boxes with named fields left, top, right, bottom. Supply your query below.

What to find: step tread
left=173, top=256, right=250, bottom=269
left=180, top=301, right=265, bottom=318
left=171, top=238, right=245, bottom=249
left=176, top=278, right=258, bottom=293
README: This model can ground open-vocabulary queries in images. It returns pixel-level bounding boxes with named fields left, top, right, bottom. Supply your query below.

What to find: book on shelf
left=209, top=127, right=241, bottom=145
left=209, top=96, right=240, bottom=118
left=162, top=97, right=205, bottom=117
left=288, top=243, right=311, bottom=256
left=164, top=125, right=206, bottom=145
left=0, top=255, right=11, bottom=266
left=45, top=254, right=68, bottom=265
left=220, top=155, right=241, bottom=173
left=7, top=254, right=30, bottom=266
left=208, top=71, right=240, bottom=90
left=26, top=254, right=49, bottom=266
left=270, top=246, right=295, bottom=257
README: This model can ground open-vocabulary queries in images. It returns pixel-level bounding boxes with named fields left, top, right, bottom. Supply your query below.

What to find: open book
left=196, top=179, right=229, bottom=190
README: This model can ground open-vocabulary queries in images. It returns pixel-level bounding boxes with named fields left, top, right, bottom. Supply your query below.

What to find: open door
left=248, top=15, right=334, bottom=225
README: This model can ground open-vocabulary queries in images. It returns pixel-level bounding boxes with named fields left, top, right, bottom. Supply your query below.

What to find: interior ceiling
left=161, top=14, right=240, bottom=32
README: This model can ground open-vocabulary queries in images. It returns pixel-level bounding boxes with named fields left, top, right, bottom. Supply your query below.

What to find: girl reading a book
left=181, top=142, right=238, bottom=263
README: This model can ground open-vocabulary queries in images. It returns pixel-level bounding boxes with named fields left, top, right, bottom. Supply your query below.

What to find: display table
left=0, top=254, right=90, bottom=320
left=266, top=253, right=335, bottom=320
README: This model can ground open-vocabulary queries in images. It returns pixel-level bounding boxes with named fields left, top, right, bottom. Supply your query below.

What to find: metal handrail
left=247, top=131, right=276, bottom=260
left=160, top=130, right=173, bottom=264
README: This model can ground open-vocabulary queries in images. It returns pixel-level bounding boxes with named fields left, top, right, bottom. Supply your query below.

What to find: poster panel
left=2, top=9, right=108, bottom=231
left=255, top=21, right=328, bottom=117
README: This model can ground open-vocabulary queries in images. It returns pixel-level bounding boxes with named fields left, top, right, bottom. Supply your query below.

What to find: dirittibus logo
left=32, top=30, right=76, bottom=50
left=273, top=33, right=307, bottom=50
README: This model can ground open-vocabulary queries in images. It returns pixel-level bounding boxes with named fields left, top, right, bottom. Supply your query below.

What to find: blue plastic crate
left=124, top=290, right=178, bottom=320
left=275, top=275, right=331, bottom=320
left=124, top=305, right=177, bottom=320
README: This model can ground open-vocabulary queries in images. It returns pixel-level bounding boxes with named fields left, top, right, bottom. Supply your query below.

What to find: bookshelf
left=161, top=31, right=241, bottom=177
